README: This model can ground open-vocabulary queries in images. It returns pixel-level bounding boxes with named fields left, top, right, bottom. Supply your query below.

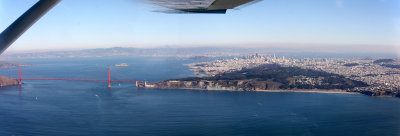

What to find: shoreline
left=153, top=86, right=359, bottom=94
left=255, top=89, right=358, bottom=94
left=157, top=87, right=397, bottom=98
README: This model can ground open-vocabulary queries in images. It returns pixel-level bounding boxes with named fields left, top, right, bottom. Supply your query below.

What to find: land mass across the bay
left=2, top=46, right=397, bottom=61
left=0, top=61, right=31, bottom=68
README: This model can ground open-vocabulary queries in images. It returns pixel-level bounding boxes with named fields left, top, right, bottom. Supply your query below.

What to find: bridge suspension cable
left=15, top=67, right=158, bottom=88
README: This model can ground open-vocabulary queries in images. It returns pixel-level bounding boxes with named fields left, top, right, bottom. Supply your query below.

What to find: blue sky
left=0, top=0, right=399, bottom=51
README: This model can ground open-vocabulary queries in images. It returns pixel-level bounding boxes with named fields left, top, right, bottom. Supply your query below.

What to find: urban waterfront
left=0, top=56, right=400, bottom=136
left=188, top=55, right=400, bottom=96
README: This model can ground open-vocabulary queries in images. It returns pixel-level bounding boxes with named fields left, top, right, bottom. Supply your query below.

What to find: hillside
left=0, top=76, right=18, bottom=87
left=156, top=64, right=368, bottom=91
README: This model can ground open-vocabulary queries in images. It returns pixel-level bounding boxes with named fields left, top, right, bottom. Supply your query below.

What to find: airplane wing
left=208, top=0, right=256, bottom=10
left=0, top=0, right=260, bottom=55
left=149, top=0, right=258, bottom=13
left=0, top=0, right=61, bottom=55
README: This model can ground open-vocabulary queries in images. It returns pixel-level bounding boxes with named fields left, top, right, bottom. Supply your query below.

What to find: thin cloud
left=336, top=0, right=344, bottom=8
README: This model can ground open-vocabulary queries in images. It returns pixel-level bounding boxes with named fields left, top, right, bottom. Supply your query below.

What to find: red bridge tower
left=108, top=67, right=111, bottom=88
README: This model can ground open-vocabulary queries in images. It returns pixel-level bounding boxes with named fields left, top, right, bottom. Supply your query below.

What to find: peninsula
left=155, top=55, right=400, bottom=98
left=0, top=76, right=18, bottom=87
left=156, top=64, right=368, bottom=91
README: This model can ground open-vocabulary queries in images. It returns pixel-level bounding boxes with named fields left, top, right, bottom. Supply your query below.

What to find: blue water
left=0, top=56, right=400, bottom=136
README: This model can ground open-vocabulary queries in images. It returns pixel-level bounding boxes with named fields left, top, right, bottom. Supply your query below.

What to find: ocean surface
left=0, top=56, right=399, bottom=136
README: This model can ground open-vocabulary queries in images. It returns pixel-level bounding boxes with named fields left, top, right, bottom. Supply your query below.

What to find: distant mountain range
left=1, top=47, right=258, bottom=60
left=1, top=46, right=397, bottom=60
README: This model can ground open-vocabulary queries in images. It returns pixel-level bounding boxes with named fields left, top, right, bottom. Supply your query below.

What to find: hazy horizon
left=1, top=45, right=398, bottom=61
left=2, top=44, right=399, bottom=55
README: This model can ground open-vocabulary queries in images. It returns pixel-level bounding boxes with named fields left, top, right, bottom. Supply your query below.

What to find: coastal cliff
left=0, top=75, right=18, bottom=87
left=156, top=80, right=259, bottom=91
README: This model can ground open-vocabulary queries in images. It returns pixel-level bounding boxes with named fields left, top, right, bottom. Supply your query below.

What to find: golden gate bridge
left=12, top=68, right=157, bottom=88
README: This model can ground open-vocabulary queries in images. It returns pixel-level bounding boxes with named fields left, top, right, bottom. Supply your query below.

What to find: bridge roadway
left=18, top=79, right=159, bottom=84
left=15, top=68, right=159, bottom=87
left=20, top=78, right=140, bottom=83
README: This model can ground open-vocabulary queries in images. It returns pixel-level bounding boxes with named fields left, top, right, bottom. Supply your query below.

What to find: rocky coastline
left=155, top=80, right=399, bottom=98
left=152, top=64, right=399, bottom=97
left=0, top=75, right=18, bottom=87
left=156, top=80, right=347, bottom=92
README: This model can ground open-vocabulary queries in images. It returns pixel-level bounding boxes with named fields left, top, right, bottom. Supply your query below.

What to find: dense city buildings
left=187, top=54, right=400, bottom=96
